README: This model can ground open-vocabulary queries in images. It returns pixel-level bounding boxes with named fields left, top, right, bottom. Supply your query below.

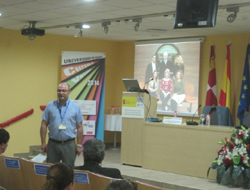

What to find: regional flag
left=237, top=44, right=250, bottom=124
left=219, top=44, right=231, bottom=109
left=205, top=45, right=217, bottom=106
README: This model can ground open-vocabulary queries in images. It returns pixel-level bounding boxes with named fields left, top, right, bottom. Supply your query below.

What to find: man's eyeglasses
left=57, top=90, right=69, bottom=93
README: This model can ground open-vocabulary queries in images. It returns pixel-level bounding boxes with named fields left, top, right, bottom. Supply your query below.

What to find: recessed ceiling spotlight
left=82, top=24, right=90, bottom=29
left=0, top=13, right=2, bottom=16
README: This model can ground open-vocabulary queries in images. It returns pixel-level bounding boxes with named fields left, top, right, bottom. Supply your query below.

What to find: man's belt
left=49, top=138, right=75, bottom=144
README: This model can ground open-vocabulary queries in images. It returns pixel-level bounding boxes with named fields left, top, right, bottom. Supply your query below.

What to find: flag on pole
left=205, top=45, right=217, bottom=106
left=219, top=44, right=231, bottom=109
left=237, top=44, right=250, bottom=124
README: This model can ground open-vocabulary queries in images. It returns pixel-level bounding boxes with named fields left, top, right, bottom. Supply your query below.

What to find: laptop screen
left=122, top=79, right=141, bottom=92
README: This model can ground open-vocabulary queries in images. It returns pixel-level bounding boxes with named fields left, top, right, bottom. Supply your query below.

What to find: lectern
left=121, top=92, right=157, bottom=166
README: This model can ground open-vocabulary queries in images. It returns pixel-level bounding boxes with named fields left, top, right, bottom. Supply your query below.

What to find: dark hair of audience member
left=0, top=129, right=10, bottom=144
left=42, top=162, right=74, bottom=190
left=83, top=138, right=105, bottom=163
left=105, top=180, right=137, bottom=190
left=0, top=129, right=10, bottom=155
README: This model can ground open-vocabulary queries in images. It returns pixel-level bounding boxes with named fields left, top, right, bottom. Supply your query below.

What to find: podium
left=121, top=92, right=157, bottom=166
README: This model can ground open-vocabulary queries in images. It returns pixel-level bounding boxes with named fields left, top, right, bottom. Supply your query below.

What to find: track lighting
left=82, top=24, right=90, bottom=29
left=102, top=21, right=111, bottom=34
left=226, top=7, right=239, bottom=23
left=132, top=18, right=142, bottom=31
left=74, top=24, right=91, bottom=37
left=74, top=29, right=83, bottom=37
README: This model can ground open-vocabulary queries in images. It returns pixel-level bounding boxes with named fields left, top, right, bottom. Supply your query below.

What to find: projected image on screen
left=134, top=41, right=200, bottom=116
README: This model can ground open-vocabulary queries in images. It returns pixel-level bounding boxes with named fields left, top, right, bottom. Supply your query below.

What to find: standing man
left=40, top=82, right=83, bottom=167
left=159, top=52, right=174, bottom=79
left=145, top=54, right=158, bottom=83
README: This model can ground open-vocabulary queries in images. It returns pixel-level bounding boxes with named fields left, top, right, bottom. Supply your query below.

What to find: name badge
left=59, top=124, right=66, bottom=129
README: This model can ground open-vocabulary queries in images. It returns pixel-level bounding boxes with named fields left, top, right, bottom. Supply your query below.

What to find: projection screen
left=134, top=38, right=202, bottom=116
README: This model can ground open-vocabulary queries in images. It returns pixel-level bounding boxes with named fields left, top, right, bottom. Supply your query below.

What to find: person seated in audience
left=43, top=162, right=74, bottom=190
left=0, top=129, right=10, bottom=155
left=75, top=138, right=123, bottom=179
left=105, top=179, right=137, bottom=190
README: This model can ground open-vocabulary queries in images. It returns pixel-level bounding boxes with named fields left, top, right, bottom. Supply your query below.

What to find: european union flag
left=237, top=44, right=250, bottom=124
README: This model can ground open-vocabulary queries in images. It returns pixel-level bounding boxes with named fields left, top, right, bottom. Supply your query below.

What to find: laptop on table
left=122, top=79, right=142, bottom=92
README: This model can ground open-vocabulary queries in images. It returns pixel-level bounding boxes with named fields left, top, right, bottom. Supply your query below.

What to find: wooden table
left=121, top=121, right=234, bottom=179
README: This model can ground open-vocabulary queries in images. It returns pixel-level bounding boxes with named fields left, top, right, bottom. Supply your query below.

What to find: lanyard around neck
left=57, top=100, right=70, bottom=121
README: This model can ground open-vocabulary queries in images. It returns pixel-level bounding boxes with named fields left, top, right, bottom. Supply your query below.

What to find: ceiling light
left=102, top=22, right=111, bottom=34
left=134, top=22, right=140, bottom=31
left=227, top=13, right=237, bottom=23
left=74, top=29, right=83, bottom=37
left=103, top=25, right=108, bottom=34
left=82, top=24, right=90, bottom=29
left=132, top=18, right=142, bottom=32
left=226, top=7, right=239, bottom=23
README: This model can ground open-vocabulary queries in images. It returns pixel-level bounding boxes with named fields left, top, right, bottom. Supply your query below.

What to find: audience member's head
left=105, top=180, right=137, bottom=190
left=43, top=162, right=74, bottom=190
left=83, top=138, right=105, bottom=164
left=0, top=129, right=10, bottom=154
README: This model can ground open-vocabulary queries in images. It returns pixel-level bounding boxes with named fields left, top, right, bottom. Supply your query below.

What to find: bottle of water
left=111, top=105, right=115, bottom=115
left=174, top=111, right=177, bottom=117
left=206, top=114, right=210, bottom=127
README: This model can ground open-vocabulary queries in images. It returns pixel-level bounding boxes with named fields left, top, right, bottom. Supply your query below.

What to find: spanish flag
left=219, top=44, right=231, bottom=109
left=205, top=45, right=217, bottom=106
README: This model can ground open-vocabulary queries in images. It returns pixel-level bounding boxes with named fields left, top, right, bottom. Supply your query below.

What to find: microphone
left=144, top=78, right=153, bottom=88
left=140, top=78, right=153, bottom=94
left=186, top=104, right=201, bottom=125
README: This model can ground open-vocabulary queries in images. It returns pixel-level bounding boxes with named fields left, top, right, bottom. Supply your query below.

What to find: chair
left=20, top=158, right=52, bottom=190
left=21, top=159, right=92, bottom=190
left=184, top=83, right=198, bottom=112
left=88, top=172, right=115, bottom=190
left=0, top=155, right=26, bottom=190
left=201, top=106, right=234, bottom=126
left=209, top=107, right=218, bottom=125
left=74, top=170, right=92, bottom=190
left=242, top=111, right=250, bottom=128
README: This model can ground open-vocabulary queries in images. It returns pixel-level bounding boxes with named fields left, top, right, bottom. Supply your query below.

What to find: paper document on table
left=31, top=153, right=47, bottom=163
left=163, top=117, right=182, bottom=125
